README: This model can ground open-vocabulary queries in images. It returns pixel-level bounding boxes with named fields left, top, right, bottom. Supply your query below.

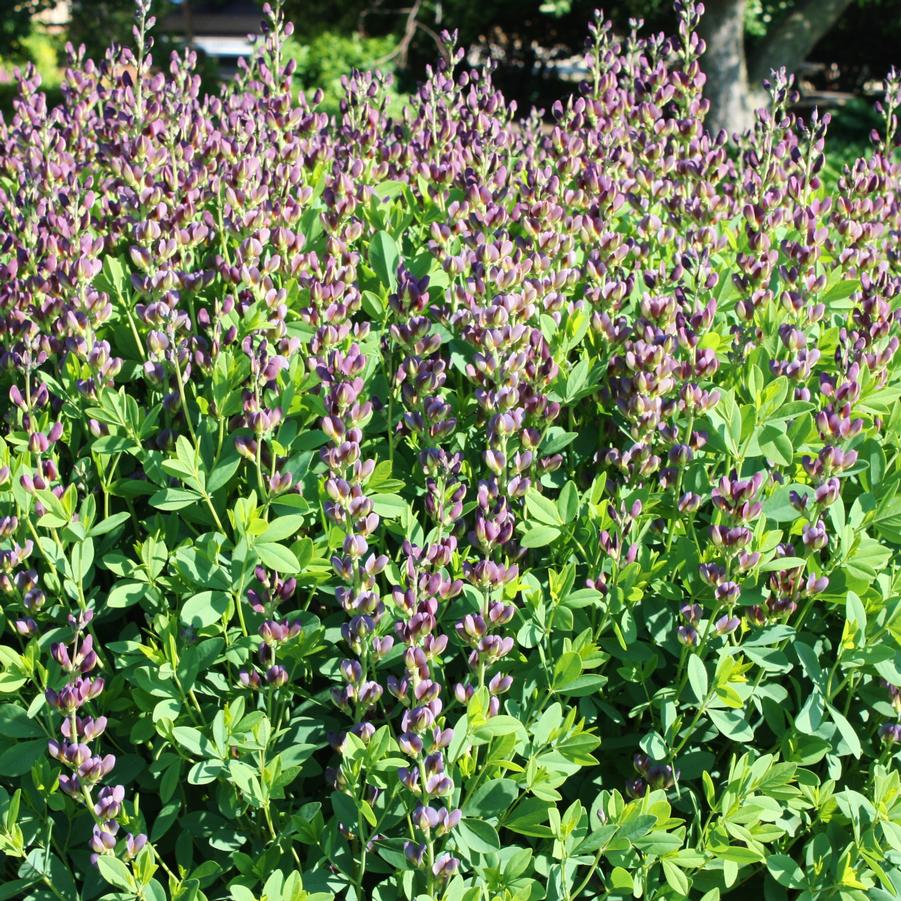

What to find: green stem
left=172, top=353, right=198, bottom=446
left=665, top=414, right=694, bottom=552
left=353, top=804, right=369, bottom=900
left=568, top=842, right=605, bottom=899
left=123, top=305, right=147, bottom=361
left=201, top=490, right=228, bottom=536
left=151, top=845, right=181, bottom=885
left=234, top=591, right=249, bottom=637
left=254, top=436, right=267, bottom=499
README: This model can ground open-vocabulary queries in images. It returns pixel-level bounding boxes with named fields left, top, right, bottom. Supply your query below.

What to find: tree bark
left=747, top=0, right=854, bottom=87
left=698, top=0, right=757, bottom=136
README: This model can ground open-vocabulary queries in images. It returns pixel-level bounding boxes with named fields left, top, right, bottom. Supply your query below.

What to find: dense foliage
left=281, top=31, right=403, bottom=118
left=1, top=1, right=901, bottom=899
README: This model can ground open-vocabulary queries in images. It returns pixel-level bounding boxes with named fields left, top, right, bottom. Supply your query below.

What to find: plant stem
left=568, top=842, right=605, bottom=899
left=172, top=353, right=199, bottom=447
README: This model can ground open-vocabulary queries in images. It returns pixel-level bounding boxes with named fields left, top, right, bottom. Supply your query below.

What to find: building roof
left=162, top=1, right=264, bottom=38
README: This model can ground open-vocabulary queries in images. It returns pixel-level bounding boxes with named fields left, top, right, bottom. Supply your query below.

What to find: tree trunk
left=747, top=0, right=854, bottom=87
left=698, top=0, right=757, bottom=137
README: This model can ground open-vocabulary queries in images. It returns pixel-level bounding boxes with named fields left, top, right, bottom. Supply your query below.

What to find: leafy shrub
left=282, top=30, right=405, bottom=117
left=0, top=1, right=900, bottom=899
left=0, top=28, right=63, bottom=120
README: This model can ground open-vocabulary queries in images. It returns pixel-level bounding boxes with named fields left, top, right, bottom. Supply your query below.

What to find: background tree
left=2, top=1, right=55, bottom=58
left=65, top=0, right=177, bottom=60
left=699, top=0, right=856, bottom=134
left=6, top=0, right=899, bottom=139
left=282, top=0, right=898, bottom=134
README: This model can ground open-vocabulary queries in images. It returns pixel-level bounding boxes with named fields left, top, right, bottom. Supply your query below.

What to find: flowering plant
left=0, top=2, right=900, bottom=899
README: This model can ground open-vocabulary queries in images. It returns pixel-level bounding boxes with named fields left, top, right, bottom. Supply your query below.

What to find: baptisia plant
left=0, top=1, right=900, bottom=899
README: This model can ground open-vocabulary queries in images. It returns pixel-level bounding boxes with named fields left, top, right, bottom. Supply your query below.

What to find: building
left=162, top=0, right=261, bottom=75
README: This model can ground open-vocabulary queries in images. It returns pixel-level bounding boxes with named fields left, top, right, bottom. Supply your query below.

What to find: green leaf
left=553, top=651, right=582, bottom=688
left=575, top=824, right=619, bottom=855
left=639, top=731, right=667, bottom=760
left=845, top=591, right=867, bottom=632
left=188, top=759, right=225, bottom=784
left=0, top=739, right=46, bottom=776
left=97, top=856, right=136, bottom=891
left=21, top=849, right=77, bottom=898
left=872, top=495, right=901, bottom=543
left=758, top=556, right=806, bottom=573
left=845, top=535, right=891, bottom=589
left=448, top=714, right=468, bottom=763
left=503, top=798, right=553, bottom=837
left=102, top=254, right=127, bottom=295
left=456, top=818, right=500, bottom=853
left=763, top=484, right=812, bottom=522
left=150, top=487, right=202, bottom=510
left=207, top=456, right=241, bottom=493
left=256, top=542, right=301, bottom=574
left=160, top=459, right=198, bottom=484
left=181, top=591, right=230, bottom=628
left=557, top=481, right=579, bottom=523
left=92, top=435, right=137, bottom=455
left=609, top=867, right=634, bottom=891
left=708, top=709, right=753, bottom=742
left=712, top=390, right=741, bottom=455
left=107, top=580, right=148, bottom=609
left=767, top=853, right=805, bottom=888
left=561, top=588, right=602, bottom=609
left=758, top=424, right=793, bottom=466
left=714, top=846, right=762, bottom=864
left=71, top=539, right=94, bottom=582
left=702, top=771, right=716, bottom=806
left=795, top=691, right=825, bottom=734
left=370, top=494, right=407, bottom=519
left=0, top=704, right=42, bottom=738
left=0, top=671, right=26, bottom=694
left=172, top=726, right=216, bottom=758
left=524, top=489, right=563, bottom=525
left=0, top=880, right=32, bottom=900
left=795, top=642, right=823, bottom=684
left=687, top=656, right=708, bottom=704
left=369, top=231, right=400, bottom=290
left=143, top=879, right=168, bottom=901
left=89, top=512, right=131, bottom=536
left=827, top=704, right=862, bottom=758
left=820, top=277, right=858, bottom=306
left=564, top=358, right=589, bottom=401
left=37, top=512, right=69, bottom=529
left=260, top=515, right=306, bottom=543
left=661, top=859, right=690, bottom=896
left=151, top=801, right=182, bottom=841
left=540, top=428, right=578, bottom=455
left=519, top=525, right=561, bottom=549
left=759, top=374, right=788, bottom=410
left=766, top=400, right=814, bottom=423
left=463, top=778, right=519, bottom=818
left=472, top=715, right=527, bottom=743
left=330, top=791, right=358, bottom=828
left=557, top=674, right=605, bottom=696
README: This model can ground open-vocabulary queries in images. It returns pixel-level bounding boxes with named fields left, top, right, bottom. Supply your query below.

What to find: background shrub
left=281, top=30, right=403, bottom=117
left=0, top=2, right=900, bottom=899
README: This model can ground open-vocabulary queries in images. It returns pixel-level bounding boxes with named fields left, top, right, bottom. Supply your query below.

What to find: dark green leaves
left=255, top=542, right=301, bottom=574
left=181, top=591, right=231, bottom=628
left=369, top=231, right=400, bottom=291
left=687, top=656, right=708, bottom=704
